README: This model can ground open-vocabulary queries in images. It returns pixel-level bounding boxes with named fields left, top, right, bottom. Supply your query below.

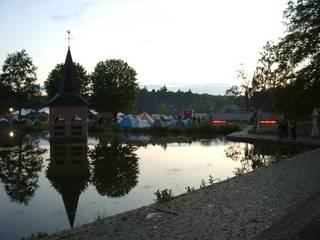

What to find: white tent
left=139, top=112, right=154, bottom=124
left=12, top=108, right=32, bottom=116
left=39, top=107, right=49, bottom=114
left=135, top=117, right=152, bottom=128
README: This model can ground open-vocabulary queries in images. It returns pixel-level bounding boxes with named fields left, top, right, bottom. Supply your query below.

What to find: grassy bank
left=0, top=120, right=244, bottom=135
left=89, top=120, right=243, bottom=135
left=0, top=122, right=49, bottom=132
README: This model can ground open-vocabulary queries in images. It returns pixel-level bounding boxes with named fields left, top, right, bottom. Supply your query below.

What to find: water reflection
left=89, top=140, right=140, bottom=198
left=224, top=142, right=303, bottom=176
left=111, top=133, right=225, bottom=149
left=46, top=142, right=90, bottom=228
left=0, top=134, right=46, bottom=205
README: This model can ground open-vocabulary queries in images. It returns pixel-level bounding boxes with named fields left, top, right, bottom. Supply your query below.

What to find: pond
left=0, top=131, right=313, bottom=239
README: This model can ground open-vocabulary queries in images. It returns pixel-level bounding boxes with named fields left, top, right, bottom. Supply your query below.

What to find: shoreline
left=43, top=128, right=320, bottom=240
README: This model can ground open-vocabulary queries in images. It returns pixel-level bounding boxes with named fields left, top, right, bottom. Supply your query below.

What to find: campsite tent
left=153, top=119, right=166, bottom=127
left=135, top=118, right=152, bottom=128
left=118, top=117, right=136, bottom=128
left=167, top=119, right=186, bottom=128
left=139, top=112, right=154, bottom=124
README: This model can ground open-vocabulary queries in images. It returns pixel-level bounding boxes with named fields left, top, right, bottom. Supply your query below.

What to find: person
left=283, top=118, right=288, bottom=139
left=278, top=119, right=283, bottom=140
left=289, top=120, right=297, bottom=140
left=311, top=107, right=319, bottom=137
left=256, top=109, right=262, bottom=134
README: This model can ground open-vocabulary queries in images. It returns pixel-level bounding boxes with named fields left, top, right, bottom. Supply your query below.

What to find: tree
left=0, top=78, right=15, bottom=113
left=0, top=50, right=40, bottom=120
left=252, top=0, right=320, bottom=117
left=91, top=59, right=138, bottom=122
left=158, top=103, right=169, bottom=114
left=237, top=64, right=252, bottom=112
left=225, top=85, right=241, bottom=105
left=44, top=63, right=91, bottom=98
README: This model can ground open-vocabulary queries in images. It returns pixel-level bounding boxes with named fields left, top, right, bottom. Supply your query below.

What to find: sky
left=0, top=0, right=288, bottom=90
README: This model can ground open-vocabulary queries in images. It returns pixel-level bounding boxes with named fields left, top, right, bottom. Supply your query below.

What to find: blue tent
left=168, top=119, right=186, bottom=128
left=183, top=119, right=193, bottom=127
left=118, top=117, right=135, bottom=128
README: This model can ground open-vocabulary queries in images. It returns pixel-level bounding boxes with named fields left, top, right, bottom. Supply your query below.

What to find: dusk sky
left=0, top=0, right=288, bottom=89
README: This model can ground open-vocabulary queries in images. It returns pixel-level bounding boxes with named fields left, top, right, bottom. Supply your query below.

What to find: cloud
left=50, top=1, right=91, bottom=21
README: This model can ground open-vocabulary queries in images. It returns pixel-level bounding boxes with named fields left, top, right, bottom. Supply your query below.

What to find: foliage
left=44, top=63, right=91, bottom=98
left=135, top=86, right=245, bottom=114
left=25, top=121, right=48, bottom=131
left=158, top=103, right=169, bottom=115
left=0, top=50, right=40, bottom=117
left=208, top=175, right=215, bottom=184
left=91, top=59, right=138, bottom=121
left=225, top=85, right=241, bottom=98
left=185, top=186, right=195, bottom=192
left=89, top=141, right=139, bottom=198
left=252, top=0, right=320, bottom=118
left=0, top=78, right=15, bottom=113
left=200, top=179, right=206, bottom=188
left=154, top=188, right=173, bottom=203
left=22, top=232, right=48, bottom=240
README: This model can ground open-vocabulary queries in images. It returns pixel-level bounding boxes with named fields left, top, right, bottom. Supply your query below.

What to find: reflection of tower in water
left=46, top=142, right=89, bottom=228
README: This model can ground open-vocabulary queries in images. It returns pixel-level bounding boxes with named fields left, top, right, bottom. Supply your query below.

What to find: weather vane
left=66, top=30, right=73, bottom=48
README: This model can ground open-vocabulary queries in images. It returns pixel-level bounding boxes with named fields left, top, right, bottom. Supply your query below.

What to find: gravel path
left=45, top=144, right=320, bottom=240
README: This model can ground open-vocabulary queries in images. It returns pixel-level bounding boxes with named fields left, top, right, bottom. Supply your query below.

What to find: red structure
left=183, top=110, right=193, bottom=119
left=48, top=48, right=88, bottom=142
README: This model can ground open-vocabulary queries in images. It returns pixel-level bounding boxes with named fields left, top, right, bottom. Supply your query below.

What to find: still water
left=0, top=131, right=312, bottom=239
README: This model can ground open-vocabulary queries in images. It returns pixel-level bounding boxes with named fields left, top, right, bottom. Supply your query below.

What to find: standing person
left=289, top=120, right=297, bottom=140
left=283, top=118, right=288, bottom=139
left=256, top=109, right=262, bottom=134
left=311, top=107, right=319, bottom=137
left=278, top=119, right=283, bottom=140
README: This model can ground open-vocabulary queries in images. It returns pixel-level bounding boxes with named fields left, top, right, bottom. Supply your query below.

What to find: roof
left=49, top=93, right=88, bottom=106
left=48, top=48, right=88, bottom=106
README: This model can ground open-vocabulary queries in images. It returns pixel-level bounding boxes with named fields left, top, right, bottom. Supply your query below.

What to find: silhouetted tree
left=0, top=136, right=46, bottom=204
left=0, top=50, right=40, bottom=120
left=44, top=63, right=91, bottom=98
left=91, top=59, right=138, bottom=122
left=89, top=141, right=139, bottom=198
left=252, top=0, right=320, bottom=117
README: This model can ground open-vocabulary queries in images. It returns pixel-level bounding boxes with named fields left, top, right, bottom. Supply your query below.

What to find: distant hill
left=140, top=83, right=231, bottom=95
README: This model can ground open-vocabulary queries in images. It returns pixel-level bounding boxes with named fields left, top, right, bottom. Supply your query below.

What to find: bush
left=154, top=188, right=173, bottom=203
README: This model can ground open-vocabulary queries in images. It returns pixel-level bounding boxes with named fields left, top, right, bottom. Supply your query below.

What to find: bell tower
left=48, top=32, right=88, bottom=142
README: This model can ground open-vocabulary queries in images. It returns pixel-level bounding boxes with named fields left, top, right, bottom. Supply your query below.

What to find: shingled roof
left=48, top=48, right=88, bottom=106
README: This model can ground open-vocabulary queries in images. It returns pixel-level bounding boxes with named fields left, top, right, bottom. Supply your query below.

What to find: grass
left=1, top=119, right=244, bottom=135
left=90, top=120, right=242, bottom=135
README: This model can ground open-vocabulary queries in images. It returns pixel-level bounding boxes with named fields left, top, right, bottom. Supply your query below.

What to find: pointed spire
left=59, top=48, right=80, bottom=94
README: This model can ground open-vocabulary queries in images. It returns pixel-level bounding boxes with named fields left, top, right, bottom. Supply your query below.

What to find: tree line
left=0, top=50, right=247, bottom=119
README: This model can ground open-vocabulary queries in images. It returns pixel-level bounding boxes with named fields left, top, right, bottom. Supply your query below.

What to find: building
left=48, top=48, right=88, bottom=142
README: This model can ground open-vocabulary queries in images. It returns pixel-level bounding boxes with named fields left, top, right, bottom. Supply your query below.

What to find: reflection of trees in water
left=89, top=141, right=140, bottom=198
left=0, top=135, right=46, bottom=205
left=225, top=143, right=283, bottom=176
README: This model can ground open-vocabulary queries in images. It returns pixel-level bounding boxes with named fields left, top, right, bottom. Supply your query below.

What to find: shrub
left=154, top=188, right=173, bottom=203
